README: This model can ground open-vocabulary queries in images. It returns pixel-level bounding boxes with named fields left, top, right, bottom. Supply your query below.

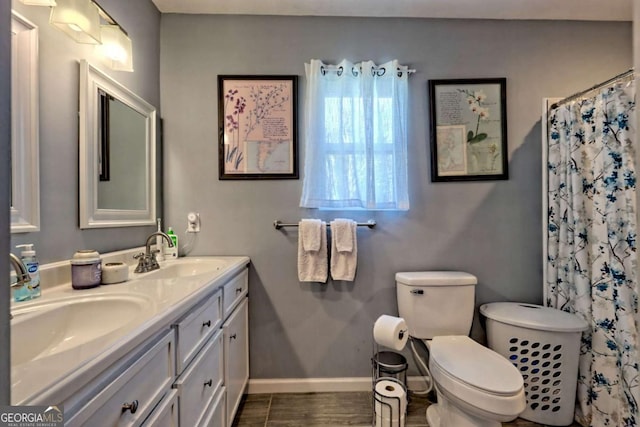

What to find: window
left=300, top=59, right=410, bottom=210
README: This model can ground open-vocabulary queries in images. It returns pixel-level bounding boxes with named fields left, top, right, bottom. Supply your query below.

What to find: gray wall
left=1, top=0, right=11, bottom=405
left=10, top=0, right=161, bottom=264
left=160, top=15, right=632, bottom=379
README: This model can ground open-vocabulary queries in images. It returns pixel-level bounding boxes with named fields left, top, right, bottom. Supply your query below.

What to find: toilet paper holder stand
left=371, top=340, right=408, bottom=426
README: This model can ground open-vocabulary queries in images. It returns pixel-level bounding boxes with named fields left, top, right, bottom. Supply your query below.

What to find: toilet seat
left=428, top=336, right=526, bottom=419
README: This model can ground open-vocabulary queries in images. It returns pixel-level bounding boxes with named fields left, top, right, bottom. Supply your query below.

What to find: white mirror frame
left=79, top=60, right=156, bottom=229
left=11, top=11, right=40, bottom=233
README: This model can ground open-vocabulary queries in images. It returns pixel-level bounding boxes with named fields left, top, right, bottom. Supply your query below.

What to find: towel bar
left=273, top=219, right=376, bottom=230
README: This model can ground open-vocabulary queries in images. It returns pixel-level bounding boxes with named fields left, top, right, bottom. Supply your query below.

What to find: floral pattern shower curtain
left=546, top=80, right=639, bottom=426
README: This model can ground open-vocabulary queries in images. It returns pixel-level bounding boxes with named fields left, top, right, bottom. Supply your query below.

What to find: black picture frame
left=218, top=75, right=299, bottom=180
left=428, top=78, right=508, bottom=182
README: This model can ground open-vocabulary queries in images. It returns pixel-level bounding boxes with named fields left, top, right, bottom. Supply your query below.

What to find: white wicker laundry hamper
left=479, top=303, right=588, bottom=426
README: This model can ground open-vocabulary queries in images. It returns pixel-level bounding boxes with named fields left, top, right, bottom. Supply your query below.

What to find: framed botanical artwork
left=217, top=75, right=298, bottom=180
left=428, top=78, right=508, bottom=182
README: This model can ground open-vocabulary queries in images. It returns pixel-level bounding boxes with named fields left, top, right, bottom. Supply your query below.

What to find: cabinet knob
left=230, top=333, right=237, bottom=340
left=122, top=400, right=139, bottom=414
left=204, top=379, right=213, bottom=387
left=202, top=320, right=211, bottom=328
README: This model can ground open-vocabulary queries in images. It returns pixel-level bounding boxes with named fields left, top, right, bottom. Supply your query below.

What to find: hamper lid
left=479, top=302, right=588, bottom=332
left=395, top=271, right=477, bottom=286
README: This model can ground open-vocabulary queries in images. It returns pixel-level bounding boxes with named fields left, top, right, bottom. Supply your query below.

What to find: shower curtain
left=546, top=79, right=639, bottom=426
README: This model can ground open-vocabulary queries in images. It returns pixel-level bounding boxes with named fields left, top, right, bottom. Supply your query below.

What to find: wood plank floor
left=231, top=392, right=579, bottom=426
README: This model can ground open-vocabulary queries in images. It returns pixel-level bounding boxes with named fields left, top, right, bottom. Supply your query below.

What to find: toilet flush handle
left=410, top=289, right=424, bottom=295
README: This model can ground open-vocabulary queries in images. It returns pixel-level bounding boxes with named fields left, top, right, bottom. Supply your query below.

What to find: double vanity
left=11, top=254, right=250, bottom=427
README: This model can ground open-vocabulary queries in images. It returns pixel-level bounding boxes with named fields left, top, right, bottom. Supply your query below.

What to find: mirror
left=79, top=60, right=156, bottom=228
left=10, top=11, right=40, bottom=233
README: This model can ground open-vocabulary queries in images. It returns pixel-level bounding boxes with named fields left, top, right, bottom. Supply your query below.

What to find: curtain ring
left=320, top=65, right=326, bottom=76
left=337, top=66, right=344, bottom=76
left=372, top=67, right=386, bottom=77
left=352, top=66, right=359, bottom=77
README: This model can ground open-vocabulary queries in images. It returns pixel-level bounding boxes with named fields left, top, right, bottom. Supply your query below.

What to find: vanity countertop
left=11, top=256, right=250, bottom=405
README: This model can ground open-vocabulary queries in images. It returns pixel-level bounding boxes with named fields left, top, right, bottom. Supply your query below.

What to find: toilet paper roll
left=375, top=414, right=405, bottom=427
left=373, top=315, right=408, bottom=351
left=374, top=380, right=407, bottom=423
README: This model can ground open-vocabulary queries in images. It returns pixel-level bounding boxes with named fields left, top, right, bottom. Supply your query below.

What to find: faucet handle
left=134, top=253, right=148, bottom=273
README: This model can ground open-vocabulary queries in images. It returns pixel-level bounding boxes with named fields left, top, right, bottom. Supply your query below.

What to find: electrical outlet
left=187, top=212, right=200, bottom=233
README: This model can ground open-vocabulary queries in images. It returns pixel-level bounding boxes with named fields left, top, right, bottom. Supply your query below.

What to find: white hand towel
left=299, top=219, right=322, bottom=251
left=332, top=218, right=354, bottom=252
left=330, top=219, right=357, bottom=281
left=298, top=221, right=328, bottom=282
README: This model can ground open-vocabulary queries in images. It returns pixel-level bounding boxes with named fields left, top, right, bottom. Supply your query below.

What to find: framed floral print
left=218, top=75, right=299, bottom=180
left=428, top=78, right=508, bottom=182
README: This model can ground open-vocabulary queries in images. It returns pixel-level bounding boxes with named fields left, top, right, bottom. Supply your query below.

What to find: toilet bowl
left=426, top=336, right=526, bottom=427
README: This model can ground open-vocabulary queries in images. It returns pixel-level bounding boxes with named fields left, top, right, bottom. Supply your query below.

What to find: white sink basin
left=136, top=258, right=231, bottom=280
left=11, top=294, right=153, bottom=367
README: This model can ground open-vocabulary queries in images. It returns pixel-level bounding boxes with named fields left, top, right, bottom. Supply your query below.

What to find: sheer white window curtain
left=299, top=59, right=410, bottom=210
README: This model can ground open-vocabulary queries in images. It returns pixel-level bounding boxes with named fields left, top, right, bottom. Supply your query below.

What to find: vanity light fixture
left=98, top=24, right=133, bottom=72
left=19, top=0, right=57, bottom=6
left=46, top=0, right=134, bottom=72
left=49, top=0, right=101, bottom=44
left=94, top=2, right=133, bottom=72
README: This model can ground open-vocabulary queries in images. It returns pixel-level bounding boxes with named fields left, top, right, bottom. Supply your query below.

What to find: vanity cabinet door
left=174, top=289, right=222, bottom=372
left=141, top=389, right=178, bottom=427
left=223, top=269, right=248, bottom=319
left=198, top=387, right=226, bottom=427
left=224, top=298, right=249, bottom=427
left=174, top=329, right=224, bottom=427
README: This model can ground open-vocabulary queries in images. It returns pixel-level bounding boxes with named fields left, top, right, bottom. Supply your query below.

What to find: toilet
left=396, top=271, right=526, bottom=427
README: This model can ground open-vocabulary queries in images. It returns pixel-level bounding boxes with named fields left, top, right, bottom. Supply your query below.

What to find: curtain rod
left=550, top=68, right=634, bottom=109
left=321, top=64, right=416, bottom=77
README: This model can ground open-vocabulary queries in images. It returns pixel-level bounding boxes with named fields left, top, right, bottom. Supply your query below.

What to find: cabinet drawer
left=174, top=289, right=222, bottom=372
left=199, top=386, right=226, bottom=427
left=223, top=269, right=248, bottom=319
left=67, top=330, right=175, bottom=427
left=141, top=389, right=178, bottom=427
left=174, top=330, right=224, bottom=427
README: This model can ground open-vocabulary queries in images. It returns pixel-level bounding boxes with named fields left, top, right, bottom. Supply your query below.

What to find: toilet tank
left=396, top=271, right=477, bottom=339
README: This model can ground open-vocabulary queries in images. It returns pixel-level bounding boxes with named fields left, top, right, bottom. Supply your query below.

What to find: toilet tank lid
left=480, top=302, right=588, bottom=332
left=395, top=271, right=477, bottom=286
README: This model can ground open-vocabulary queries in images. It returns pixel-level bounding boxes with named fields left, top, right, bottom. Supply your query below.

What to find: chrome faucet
left=134, top=231, right=174, bottom=273
left=9, top=253, right=31, bottom=289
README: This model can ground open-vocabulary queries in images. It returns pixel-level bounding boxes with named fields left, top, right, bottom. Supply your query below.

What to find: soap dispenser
left=16, top=244, right=41, bottom=299
left=165, top=227, right=178, bottom=259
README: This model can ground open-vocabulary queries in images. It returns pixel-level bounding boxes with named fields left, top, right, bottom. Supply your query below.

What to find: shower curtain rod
left=550, top=69, right=635, bottom=109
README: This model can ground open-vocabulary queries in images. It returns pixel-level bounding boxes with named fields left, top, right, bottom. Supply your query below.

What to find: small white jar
left=71, top=250, right=102, bottom=289
left=101, top=262, right=129, bottom=285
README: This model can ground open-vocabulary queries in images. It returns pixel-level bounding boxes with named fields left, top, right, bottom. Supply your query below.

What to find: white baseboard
left=247, top=376, right=430, bottom=394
